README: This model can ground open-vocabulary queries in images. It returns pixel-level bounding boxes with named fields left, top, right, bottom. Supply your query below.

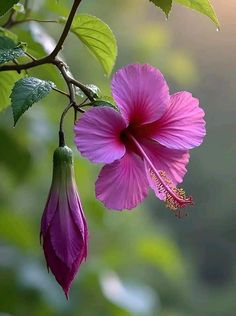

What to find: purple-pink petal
left=112, top=64, right=170, bottom=125
left=74, top=107, right=127, bottom=164
left=140, top=139, right=189, bottom=185
left=147, top=92, right=206, bottom=150
left=95, top=152, right=149, bottom=210
left=40, top=184, right=59, bottom=238
left=43, top=231, right=85, bottom=299
left=49, top=196, right=84, bottom=266
left=67, top=180, right=88, bottom=258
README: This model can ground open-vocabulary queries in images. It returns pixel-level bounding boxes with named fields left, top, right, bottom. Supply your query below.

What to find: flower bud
left=40, top=146, right=88, bottom=298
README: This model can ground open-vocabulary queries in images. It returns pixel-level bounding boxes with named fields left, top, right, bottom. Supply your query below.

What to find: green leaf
left=0, top=36, right=26, bottom=65
left=10, top=77, right=55, bottom=125
left=91, top=99, right=118, bottom=111
left=13, top=3, right=25, bottom=13
left=97, top=95, right=116, bottom=106
left=0, top=71, right=24, bottom=112
left=150, top=0, right=173, bottom=17
left=76, top=84, right=101, bottom=98
left=0, top=27, right=18, bottom=41
left=70, top=14, right=117, bottom=76
left=0, top=35, right=16, bottom=48
left=175, top=0, right=219, bottom=27
left=0, top=0, right=19, bottom=17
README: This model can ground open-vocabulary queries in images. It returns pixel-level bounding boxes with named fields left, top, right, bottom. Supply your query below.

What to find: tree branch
left=0, top=0, right=96, bottom=103
left=50, top=0, right=82, bottom=59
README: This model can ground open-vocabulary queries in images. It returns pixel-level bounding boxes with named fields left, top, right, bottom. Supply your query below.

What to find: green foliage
left=92, top=99, right=118, bottom=110
left=70, top=14, right=117, bottom=76
left=0, top=71, right=24, bottom=112
left=0, top=35, right=16, bottom=48
left=175, top=0, right=220, bottom=27
left=0, top=36, right=26, bottom=65
left=150, top=0, right=172, bottom=17
left=0, top=0, right=18, bottom=17
left=0, top=26, right=18, bottom=41
left=150, top=0, right=219, bottom=27
left=13, top=3, right=25, bottom=13
left=11, top=77, right=55, bottom=125
left=76, top=84, right=101, bottom=98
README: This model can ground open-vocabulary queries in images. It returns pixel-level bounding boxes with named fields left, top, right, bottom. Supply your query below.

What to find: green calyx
left=53, top=146, right=73, bottom=167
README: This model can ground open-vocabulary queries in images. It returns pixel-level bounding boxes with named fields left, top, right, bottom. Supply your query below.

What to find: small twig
left=79, top=97, right=89, bottom=107
left=10, top=18, right=59, bottom=27
left=73, top=98, right=89, bottom=112
left=53, top=59, right=94, bottom=108
left=74, top=108, right=78, bottom=123
left=55, top=60, right=77, bottom=104
left=13, top=59, right=19, bottom=66
left=24, top=51, right=37, bottom=61
left=0, top=56, right=52, bottom=72
left=52, top=87, right=70, bottom=98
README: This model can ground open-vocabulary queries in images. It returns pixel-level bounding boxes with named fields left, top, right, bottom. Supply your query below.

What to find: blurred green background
left=0, top=0, right=236, bottom=315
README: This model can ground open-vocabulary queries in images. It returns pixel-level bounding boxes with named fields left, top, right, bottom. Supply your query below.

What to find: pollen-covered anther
left=150, top=169, right=193, bottom=218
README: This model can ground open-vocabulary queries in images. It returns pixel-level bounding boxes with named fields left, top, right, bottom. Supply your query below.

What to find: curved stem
left=59, top=103, right=73, bottom=146
left=50, top=0, right=82, bottom=59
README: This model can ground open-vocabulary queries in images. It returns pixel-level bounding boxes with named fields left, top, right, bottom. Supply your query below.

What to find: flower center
left=127, top=133, right=193, bottom=218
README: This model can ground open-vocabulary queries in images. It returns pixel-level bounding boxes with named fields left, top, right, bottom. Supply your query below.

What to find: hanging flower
left=74, top=64, right=206, bottom=216
left=40, top=146, right=88, bottom=298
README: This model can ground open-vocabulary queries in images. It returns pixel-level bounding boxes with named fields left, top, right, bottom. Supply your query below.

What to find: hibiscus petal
left=112, top=64, right=170, bottom=125
left=50, top=172, right=84, bottom=266
left=40, top=185, right=59, bottom=237
left=95, top=152, right=148, bottom=210
left=43, top=231, right=85, bottom=298
left=149, top=92, right=206, bottom=150
left=140, top=139, right=189, bottom=186
left=74, top=107, right=127, bottom=164
left=67, top=179, right=88, bottom=259
left=50, top=208, right=84, bottom=266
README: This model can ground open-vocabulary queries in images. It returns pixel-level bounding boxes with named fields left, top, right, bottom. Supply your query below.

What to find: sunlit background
left=0, top=0, right=236, bottom=315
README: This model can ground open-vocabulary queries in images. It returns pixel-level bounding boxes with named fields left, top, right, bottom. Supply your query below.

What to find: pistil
left=128, top=133, right=193, bottom=217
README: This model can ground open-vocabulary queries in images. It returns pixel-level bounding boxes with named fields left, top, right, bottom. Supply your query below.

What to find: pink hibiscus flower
left=74, top=64, right=206, bottom=216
